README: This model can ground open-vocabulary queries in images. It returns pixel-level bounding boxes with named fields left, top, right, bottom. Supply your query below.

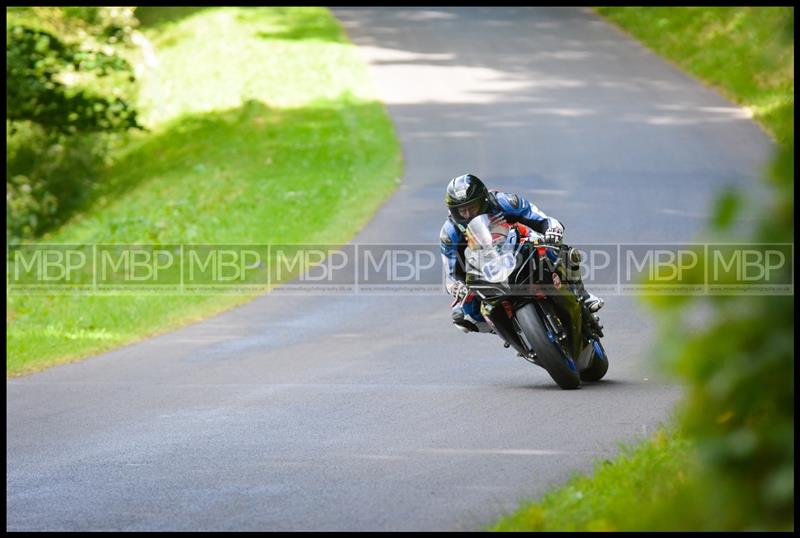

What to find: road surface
left=7, top=7, right=774, bottom=531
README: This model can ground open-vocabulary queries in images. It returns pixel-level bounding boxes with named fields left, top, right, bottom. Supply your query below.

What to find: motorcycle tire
left=580, top=338, right=609, bottom=382
left=516, top=303, right=581, bottom=389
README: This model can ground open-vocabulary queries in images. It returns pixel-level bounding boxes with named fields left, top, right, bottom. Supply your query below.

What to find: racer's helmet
left=444, top=173, right=490, bottom=226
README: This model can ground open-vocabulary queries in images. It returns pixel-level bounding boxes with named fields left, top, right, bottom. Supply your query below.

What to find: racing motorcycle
left=458, top=214, right=608, bottom=389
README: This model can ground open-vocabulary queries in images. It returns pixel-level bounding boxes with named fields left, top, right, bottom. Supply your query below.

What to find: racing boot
left=565, top=247, right=604, bottom=313
left=452, top=293, right=492, bottom=333
left=452, top=308, right=479, bottom=333
left=581, top=289, right=605, bottom=313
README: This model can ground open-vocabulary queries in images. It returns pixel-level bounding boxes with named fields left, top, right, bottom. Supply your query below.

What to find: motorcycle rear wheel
left=580, top=338, right=609, bottom=382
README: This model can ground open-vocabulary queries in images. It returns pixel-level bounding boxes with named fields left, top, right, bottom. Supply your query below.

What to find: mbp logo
left=626, top=247, right=701, bottom=282
left=361, top=247, right=437, bottom=282
left=99, top=246, right=179, bottom=283
left=8, top=242, right=791, bottom=297
left=708, top=244, right=793, bottom=294
left=9, top=245, right=90, bottom=285
left=569, top=244, right=618, bottom=294
left=711, top=246, right=788, bottom=282
left=274, top=248, right=349, bottom=282
left=619, top=244, right=793, bottom=295
left=184, top=247, right=264, bottom=283
left=359, top=245, right=440, bottom=293
left=268, top=245, right=356, bottom=293
left=620, top=244, right=706, bottom=294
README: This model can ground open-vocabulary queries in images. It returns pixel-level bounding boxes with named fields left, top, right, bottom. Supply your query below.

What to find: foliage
left=639, top=9, right=794, bottom=529
left=6, top=7, right=143, bottom=242
left=607, top=5, right=795, bottom=529
left=6, top=121, right=113, bottom=240
left=6, top=24, right=140, bottom=133
left=597, top=9, right=794, bottom=527
left=6, top=7, right=142, bottom=134
left=647, top=128, right=794, bottom=530
left=492, top=7, right=793, bottom=531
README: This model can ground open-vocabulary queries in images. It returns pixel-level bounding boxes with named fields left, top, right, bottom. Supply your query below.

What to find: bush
left=6, top=7, right=142, bottom=242
left=6, top=120, right=114, bottom=241
left=638, top=10, right=794, bottom=528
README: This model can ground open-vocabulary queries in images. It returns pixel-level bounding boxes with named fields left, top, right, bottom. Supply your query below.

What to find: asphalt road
left=7, top=7, right=774, bottom=531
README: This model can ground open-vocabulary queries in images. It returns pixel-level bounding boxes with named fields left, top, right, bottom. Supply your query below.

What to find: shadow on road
left=507, top=377, right=651, bottom=391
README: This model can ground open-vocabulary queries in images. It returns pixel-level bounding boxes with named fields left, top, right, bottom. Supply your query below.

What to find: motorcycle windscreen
left=465, top=215, right=516, bottom=283
left=466, top=214, right=494, bottom=248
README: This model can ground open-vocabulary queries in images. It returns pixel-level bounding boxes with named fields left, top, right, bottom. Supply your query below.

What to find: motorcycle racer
left=440, top=173, right=604, bottom=333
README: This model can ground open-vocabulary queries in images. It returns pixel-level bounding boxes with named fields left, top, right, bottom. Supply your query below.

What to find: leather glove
left=544, top=224, right=564, bottom=245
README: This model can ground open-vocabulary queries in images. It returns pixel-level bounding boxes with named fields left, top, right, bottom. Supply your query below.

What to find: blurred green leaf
left=711, top=188, right=741, bottom=230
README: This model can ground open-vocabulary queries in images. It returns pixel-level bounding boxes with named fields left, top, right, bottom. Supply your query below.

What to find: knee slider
left=568, top=247, right=582, bottom=267
left=566, top=247, right=582, bottom=280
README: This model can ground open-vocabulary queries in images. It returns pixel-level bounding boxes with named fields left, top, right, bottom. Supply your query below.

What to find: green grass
left=595, top=7, right=794, bottom=144
left=489, top=428, right=698, bottom=531
left=7, top=7, right=403, bottom=376
left=490, top=423, right=793, bottom=531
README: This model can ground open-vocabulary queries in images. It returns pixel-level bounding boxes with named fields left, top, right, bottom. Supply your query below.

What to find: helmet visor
left=450, top=200, right=484, bottom=223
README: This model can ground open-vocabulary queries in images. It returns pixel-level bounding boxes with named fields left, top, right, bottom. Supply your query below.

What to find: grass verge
left=489, top=427, right=697, bottom=531
left=7, top=7, right=402, bottom=376
left=594, top=7, right=794, bottom=144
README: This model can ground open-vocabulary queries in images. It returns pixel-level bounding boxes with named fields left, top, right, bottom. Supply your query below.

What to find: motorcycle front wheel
left=515, top=303, right=581, bottom=390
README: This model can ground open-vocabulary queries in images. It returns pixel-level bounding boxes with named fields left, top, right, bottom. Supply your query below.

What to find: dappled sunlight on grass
left=136, top=7, right=371, bottom=126
left=595, top=7, right=793, bottom=143
left=8, top=7, right=403, bottom=376
left=43, top=97, right=400, bottom=245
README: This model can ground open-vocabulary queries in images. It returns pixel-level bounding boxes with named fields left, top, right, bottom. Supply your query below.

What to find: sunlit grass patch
left=135, top=7, right=369, bottom=125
